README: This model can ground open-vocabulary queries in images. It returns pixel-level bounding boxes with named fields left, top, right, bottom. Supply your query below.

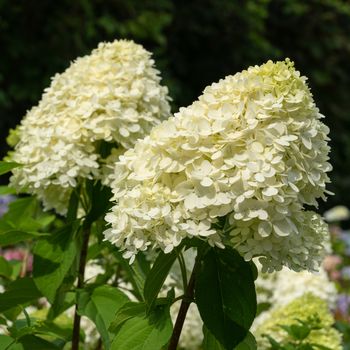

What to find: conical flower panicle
left=10, top=40, right=171, bottom=214
left=105, top=59, right=331, bottom=271
left=254, top=294, right=342, bottom=349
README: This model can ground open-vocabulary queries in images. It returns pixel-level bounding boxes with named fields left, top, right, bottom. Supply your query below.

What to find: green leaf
left=2, top=197, right=37, bottom=228
left=280, top=324, right=310, bottom=341
left=204, top=327, right=257, bottom=350
left=249, top=261, right=258, bottom=281
left=109, top=302, right=147, bottom=333
left=0, top=230, right=49, bottom=246
left=47, top=290, right=75, bottom=321
left=66, top=188, right=80, bottom=223
left=264, top=335, right=283, bottom=349
left=114, top=251, right=150, bottom=301
left=143, top=250, right=177, bottom=312
left=0, top=161, right=20, bottom=176
left=0, top=197, right=50, bottom=239
left=84, top=181, right=112, bottom=226
left=0, top=335, right=17, bottom=349
left=0, top=256, right=13, bottom=279
left=77, top=285, right=129, bottom=350
left=110, top=304, right=172, bottom=350
left=0, top=186, right=16, bottom=196
left=195, top=247, right=256, bottom=350
left=203, top=326, right=225, bottom=350
left=0, top=278, right=42, bottom=313
left=17, top=334, right=60, bottom=349
left=235, top=332, right=257, bottom=350
left=33, top=223, right=78, bottom=302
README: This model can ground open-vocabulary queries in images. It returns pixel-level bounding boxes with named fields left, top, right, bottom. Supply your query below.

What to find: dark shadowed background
left=1, top=0, right=350, bottom=210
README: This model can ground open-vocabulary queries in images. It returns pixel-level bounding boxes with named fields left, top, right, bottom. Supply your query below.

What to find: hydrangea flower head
left=254, top=293, right=342, bottom=350
left=105, top=59, right=331, bottom=271
left=10, top=40, right=171, bottom=214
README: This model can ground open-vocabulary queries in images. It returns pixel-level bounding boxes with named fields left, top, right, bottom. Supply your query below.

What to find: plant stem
left=72, top=227, right=90, bottom=350
left=177, top=251, right=188, bottom=291
left=167, top=256, right=200, bottom=350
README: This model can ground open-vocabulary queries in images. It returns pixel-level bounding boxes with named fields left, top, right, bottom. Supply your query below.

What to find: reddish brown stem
left=167, top=257, right=200, bottom=350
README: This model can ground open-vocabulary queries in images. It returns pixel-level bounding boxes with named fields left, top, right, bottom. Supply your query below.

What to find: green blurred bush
left=1, top=0, right=350, bottom=209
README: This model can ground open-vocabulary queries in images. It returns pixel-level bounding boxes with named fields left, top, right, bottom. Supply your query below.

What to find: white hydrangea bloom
left=271, top=267, right=337, bottom=308
left=10, top=40, right=171, bottom=214
left=254, top=260, right=337, bottom=310
left=252, top=260, right=337, bottom=335
left=105, top=59, right=331, bottom=271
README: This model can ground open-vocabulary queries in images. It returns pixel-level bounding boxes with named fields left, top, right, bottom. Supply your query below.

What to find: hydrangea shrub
left=0, top=55, right=336, bottom=350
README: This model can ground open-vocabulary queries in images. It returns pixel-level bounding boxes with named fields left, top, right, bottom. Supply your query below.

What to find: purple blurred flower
left=0, top=195, right=15, bottom=217
left=341, top=266, right=350, bottom=280
left=336, top=294, right=350, bottom=318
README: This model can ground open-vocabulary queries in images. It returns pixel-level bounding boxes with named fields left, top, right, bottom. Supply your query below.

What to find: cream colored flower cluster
left=254, top=259, right=337, bottom=320
left=105, top=59, right=331, bottom=271
left=10, top=40, right=170, bottom=214
left=253, top=294, right=342, bottom=350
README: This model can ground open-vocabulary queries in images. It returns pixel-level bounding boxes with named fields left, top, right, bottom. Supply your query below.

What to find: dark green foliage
left=0, top=161, right=19, bottom=176
left=195, top=247, right=257, bottom=349
left=143, top=250, right=177, bottom=312
left=0, top=277, right=42, bottom=313
left=33, top=222, right=79, bottom=302
left=1, top=0, right=350, bottom=208
left=77, top=285, right=129, bottom=349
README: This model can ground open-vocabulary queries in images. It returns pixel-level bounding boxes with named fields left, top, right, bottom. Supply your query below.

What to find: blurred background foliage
left=1, top=0, right=350, bottom=210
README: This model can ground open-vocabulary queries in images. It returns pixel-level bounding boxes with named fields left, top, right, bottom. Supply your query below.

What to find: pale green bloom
left=10, top=40, right=170, bottom=214
left=254, top=293, right=342, bottom=350
left=324, top=205, right=350, bottom=222
left=105, top=59, right=331, bottom=271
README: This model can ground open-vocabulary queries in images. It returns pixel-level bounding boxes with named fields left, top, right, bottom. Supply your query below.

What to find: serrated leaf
left=110, top=304, right=172, bottom=350
left=0, top=278, right=42, bottom=313
left=144, top=250, right=177, bottom=312
left=0, top=161, right=20, bottom=176
left=33, top=223, right=78, bottom=302
left=77, top=285, right=129, bottom=350
left=109, top=302, right=146, bottom=333
left=195, top=247, right=256, bottom=350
